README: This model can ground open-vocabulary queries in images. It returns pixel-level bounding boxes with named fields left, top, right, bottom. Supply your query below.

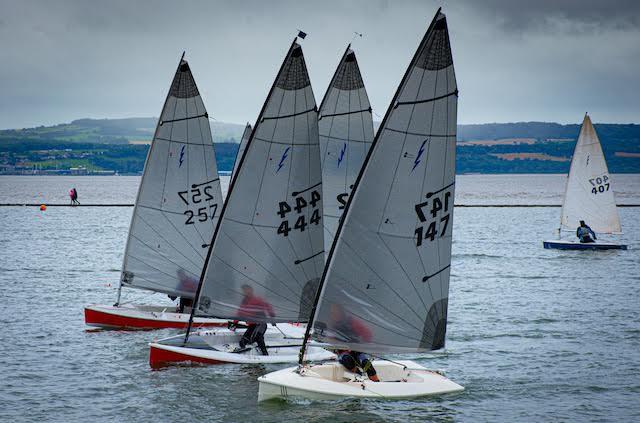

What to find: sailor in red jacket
left=230, top=284, right=275, bottom=355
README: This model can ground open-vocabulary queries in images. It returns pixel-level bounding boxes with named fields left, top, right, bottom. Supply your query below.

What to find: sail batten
left=120, top=57, right=223, bottom=299
left=194, top=41, right=323, bottom=324
left=560, top=115, right=621, bottom=234
left=308, top=10, right=457, bottom=355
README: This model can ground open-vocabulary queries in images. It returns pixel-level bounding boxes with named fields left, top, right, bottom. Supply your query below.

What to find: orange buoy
left=40, top=204, right=47, bottom=211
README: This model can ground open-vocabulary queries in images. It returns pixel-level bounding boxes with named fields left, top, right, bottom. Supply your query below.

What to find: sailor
left=576, top=220, right=597, bottom=243
left=230, top=284, right=275, bottom=355
left=328, top=304, right=380, bottom=382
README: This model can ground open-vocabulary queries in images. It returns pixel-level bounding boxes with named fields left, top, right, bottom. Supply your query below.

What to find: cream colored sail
left=560, top=114, right=621, bottom=234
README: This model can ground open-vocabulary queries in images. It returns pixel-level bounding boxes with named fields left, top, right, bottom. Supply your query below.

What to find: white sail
left=195, top=41, right=323, bottom=323
left=231, top=123, right=252, bottom=183
left=560, top=114, right=621, bottom=234
left=319, top=47, right=374, bottom=256
left=311, top=11, right=458, bottom=354
left=120, top=57, right=223, bottom=299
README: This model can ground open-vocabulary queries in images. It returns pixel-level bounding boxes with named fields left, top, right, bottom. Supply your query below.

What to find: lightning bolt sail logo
left=179, top=145, right=185, bottom=168
left=337, top=143, right=347, bottom=168
left=412, top=139, right=427, bottom=171
left=277, top=147, right=291, bottom=173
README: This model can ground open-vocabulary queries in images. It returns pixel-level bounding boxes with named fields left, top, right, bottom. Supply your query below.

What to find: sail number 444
left=414, top=191, right=451, bottom=247
left=277, top=190, right=321, bottom=236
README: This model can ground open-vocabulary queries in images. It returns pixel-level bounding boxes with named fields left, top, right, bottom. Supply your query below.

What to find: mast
left=115, top=51, right=185, bottom=306
left=184, top=39, right=301, bottom=344
left=299, top=8, right=445, bottom=365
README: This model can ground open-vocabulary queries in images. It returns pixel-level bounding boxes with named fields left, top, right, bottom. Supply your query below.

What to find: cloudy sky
left=0, top=0, right=638, bottom=129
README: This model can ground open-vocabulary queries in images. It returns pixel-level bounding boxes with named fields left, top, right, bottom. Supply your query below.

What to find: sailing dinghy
left=85, top=55, right=228, bottom=329
left=258, top=9, right=464, bottom=401
left=149, top=40, right=335, bottom=367
left=543, top=114, right=627, bottom=250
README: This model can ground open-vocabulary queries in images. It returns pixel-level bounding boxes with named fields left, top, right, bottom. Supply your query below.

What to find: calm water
left=1, top=176, right=639, bottom=422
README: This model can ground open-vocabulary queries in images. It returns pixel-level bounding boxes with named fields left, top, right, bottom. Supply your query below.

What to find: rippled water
left=1, top=176, right=639, bottom=422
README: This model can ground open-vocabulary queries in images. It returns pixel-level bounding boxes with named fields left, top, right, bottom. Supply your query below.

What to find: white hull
left=84, top=304, right=227, bottom=330
left=149, top=324, right=335, bottom=367
left=258, top=360, right=464, bottom=402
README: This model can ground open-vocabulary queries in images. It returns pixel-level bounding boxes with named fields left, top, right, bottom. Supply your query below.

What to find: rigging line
left=253, top=136, right=319, bottom=146
left=208, top=251, right=305, bottom=309
left=224, top=216, right=279, bottom=229
left=139, top=204, right=193, bottom=217
left=135, top=212, right=205, bottom=271
left=319, top=107, right=372, bottom=120
left=333, top=239, right=427, bottom=332
left=294, top=250, right=324, bottom=265
left=159, top=113, right=208, bottom=125
left=155, top=137, right=208, bottom=146
left=191, top=177, right=220, bottom=188
left=260, top=106, right=316, bottom=122
left=422, top=265, right=450, bottom=282
left=394, top=90, right=458, bottom=108
left=320, top=133, right=370, bottom=144
left=384, top=127, right=455, bottom=138
left=292, top=181, right=321, bottom=196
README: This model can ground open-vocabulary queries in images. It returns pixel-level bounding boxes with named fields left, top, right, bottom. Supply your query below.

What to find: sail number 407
left=589, top=175, right=610, bottom=195
left=414, top=191, right=451, bottom=247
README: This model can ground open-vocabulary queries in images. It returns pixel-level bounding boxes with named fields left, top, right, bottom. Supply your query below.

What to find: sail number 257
left=589, top=175, right=610, bottom=195
left=178, top=184, right=217, bottom=225
left=414, top=191, right=451, bottom=247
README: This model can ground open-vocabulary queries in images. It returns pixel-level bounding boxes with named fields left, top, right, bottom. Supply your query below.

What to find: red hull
left=84, top=307, right=225, bottom=330
left=149, top=344, right=223, bottom=369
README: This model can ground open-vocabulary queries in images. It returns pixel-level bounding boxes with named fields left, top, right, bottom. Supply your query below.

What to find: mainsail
left=319, top=46, right=374, bottom=255
left=120, top=56, right=223, bottom=299
left=230, top=123, right=252, bottom=183
left=560, top=114, right=621, bottom=234
left=194, top=41, right=323, bottom=323
left=310, top=10, right=458, bottom=354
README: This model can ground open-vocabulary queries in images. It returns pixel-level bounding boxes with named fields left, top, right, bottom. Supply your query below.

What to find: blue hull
left=543, top=240, right=627, bottom=250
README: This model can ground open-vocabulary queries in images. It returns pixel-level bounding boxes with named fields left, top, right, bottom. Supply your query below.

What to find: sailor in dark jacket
left=576, top=220, right=597, bottom=243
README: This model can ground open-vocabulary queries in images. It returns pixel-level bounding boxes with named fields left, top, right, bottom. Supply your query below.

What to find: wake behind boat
left=259, top=9, right=463, bottom=402
left=543, top=114, right=627, bottom=250
left=84, top=55, right=227, bottom=330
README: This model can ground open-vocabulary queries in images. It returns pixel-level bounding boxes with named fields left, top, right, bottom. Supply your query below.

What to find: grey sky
left=1, top=0, right=638, bottom=129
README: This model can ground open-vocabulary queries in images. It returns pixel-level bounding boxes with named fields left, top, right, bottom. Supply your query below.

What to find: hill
left=1, top=118, right=638, bottom=174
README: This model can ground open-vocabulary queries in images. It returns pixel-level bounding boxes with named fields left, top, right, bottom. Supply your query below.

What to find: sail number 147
left=414, top=191, right=451, bottom=247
